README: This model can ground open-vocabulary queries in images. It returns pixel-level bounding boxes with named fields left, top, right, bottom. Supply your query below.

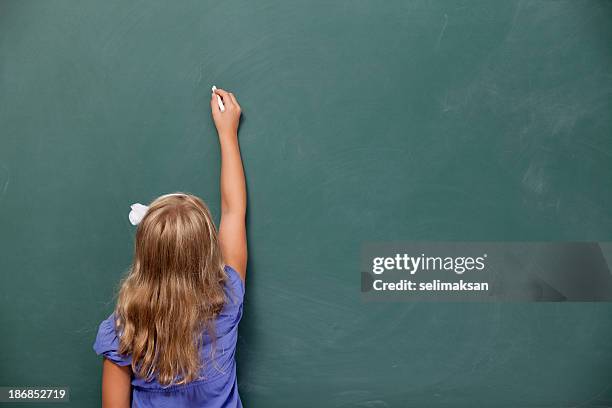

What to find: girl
left=93, top=88, right=247, bottom=408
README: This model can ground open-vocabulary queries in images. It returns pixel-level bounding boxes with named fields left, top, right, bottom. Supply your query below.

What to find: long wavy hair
left=115, top=193, right=227, bottom=385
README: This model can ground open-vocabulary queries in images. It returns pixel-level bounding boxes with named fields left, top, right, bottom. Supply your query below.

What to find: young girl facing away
left=93, top=88, right=247, bottom=408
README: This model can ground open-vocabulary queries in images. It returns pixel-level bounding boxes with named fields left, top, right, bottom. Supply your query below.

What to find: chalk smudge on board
left=522, top=160, right=547, bottom=195
left=0, top=164, right=9, bottom=203
left=435, top=14, right=448, bottom=51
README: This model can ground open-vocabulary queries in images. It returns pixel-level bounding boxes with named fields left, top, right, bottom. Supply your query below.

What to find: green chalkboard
left=1, top=1, right=612, bottom=406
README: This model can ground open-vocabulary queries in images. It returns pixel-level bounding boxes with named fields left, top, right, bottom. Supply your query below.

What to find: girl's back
left=94, top=265, right=244, bottom=407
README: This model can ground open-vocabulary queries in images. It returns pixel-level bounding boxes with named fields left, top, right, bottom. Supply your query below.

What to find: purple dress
left=94, top=265, right=244, bottom=408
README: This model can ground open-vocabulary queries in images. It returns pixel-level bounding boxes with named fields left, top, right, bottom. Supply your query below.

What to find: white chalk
left=211, top=85, right=225, bottom=112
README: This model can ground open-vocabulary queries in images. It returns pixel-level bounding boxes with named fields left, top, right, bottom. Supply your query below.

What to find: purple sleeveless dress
left=94, top=265, right=244, bottom=407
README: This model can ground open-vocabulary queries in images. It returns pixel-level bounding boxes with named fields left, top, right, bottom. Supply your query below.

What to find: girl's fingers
left=210, top=92, right=216, bottom=106
left=213, top=87, right=229, bottom=97
left=210, top=92, right=220, bottom=111
left=213, top=88, right=233, bottom=106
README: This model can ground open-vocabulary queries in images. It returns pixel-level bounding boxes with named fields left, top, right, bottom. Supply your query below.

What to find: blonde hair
left=115, top=193, right=226, bottom=385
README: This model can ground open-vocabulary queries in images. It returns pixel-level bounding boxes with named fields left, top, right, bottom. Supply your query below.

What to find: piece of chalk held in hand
left=211, top=85, right=225, bottom=112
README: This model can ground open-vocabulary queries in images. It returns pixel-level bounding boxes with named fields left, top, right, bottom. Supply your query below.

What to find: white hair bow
left=129, top=203, right=149, bottom=226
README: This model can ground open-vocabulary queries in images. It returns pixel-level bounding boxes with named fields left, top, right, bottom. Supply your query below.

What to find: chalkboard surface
left=1, top=1, right=612, bottom=406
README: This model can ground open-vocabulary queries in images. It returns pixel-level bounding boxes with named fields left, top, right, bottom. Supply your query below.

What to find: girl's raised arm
left=210, top=88, right=247, bottom=281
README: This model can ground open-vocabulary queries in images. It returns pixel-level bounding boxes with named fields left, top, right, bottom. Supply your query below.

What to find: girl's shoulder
left=223, top=264, right=245, bottom=299
left=93, top=313, right=131, bottom=366
left=217, top=264, right=245, bottom=326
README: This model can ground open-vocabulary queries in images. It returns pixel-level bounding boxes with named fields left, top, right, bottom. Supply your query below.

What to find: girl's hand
left=210, top=88, right=241, bottom=139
